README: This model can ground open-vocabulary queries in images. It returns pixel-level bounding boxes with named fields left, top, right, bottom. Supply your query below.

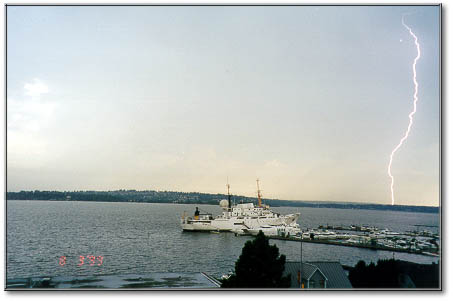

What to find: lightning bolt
left=387, top=14, right=421, bottom=206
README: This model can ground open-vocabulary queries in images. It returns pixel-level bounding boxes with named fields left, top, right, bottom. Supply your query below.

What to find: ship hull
left=181, top=213, right=300, bottom=232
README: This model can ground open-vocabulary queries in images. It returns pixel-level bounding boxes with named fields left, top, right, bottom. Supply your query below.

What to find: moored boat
left=244, top=223, right=301, bottom=237
left=180, top=180, right=300, bottom=232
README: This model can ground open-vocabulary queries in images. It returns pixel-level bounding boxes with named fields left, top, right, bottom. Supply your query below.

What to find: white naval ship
left=180, top=180, right=300, bottom=232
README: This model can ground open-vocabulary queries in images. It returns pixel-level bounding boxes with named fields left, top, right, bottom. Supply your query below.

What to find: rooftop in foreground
left=6, top=272, right=221, bottom=289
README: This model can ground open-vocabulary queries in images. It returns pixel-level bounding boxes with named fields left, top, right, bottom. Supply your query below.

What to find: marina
left=267, top=234, right=439, bottom=257
left=229, top=224, right=439, bottom=257
left=181, top=215, right=439, bottom=257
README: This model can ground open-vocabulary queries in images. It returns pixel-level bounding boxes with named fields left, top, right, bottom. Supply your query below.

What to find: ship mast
left=256, top=178, right=262, bottom=207
left=227, top=178, right=231, bottom=209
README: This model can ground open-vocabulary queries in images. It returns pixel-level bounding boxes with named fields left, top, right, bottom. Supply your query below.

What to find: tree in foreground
left=221, top=231, right=291, bottom=288
left=349, top=259, right=439, bottom=288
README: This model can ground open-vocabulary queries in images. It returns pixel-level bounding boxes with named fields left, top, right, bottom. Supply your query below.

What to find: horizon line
left=6, top=189, right=439, bottom=208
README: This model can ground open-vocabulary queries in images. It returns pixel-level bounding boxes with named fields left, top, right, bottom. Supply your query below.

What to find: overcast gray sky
left=6, top=5, right=440, bottom=206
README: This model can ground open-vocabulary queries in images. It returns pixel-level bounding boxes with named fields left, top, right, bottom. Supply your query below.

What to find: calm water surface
left=7, top=201, right=440, bottom=279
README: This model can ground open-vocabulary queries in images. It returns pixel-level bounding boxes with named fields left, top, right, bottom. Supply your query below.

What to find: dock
left=263, top=236, right=439, bottom=257
left=234, top=223, right=440, bottom=257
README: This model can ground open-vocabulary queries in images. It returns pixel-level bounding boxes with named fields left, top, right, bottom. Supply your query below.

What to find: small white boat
left=335, top=234, right=350, bottom=239
left=231, top=227, right=247, bottom=235
left=369, top=232, right=386, bottom=239
left=316, top=234, right=338, bottom=240
left=246, top=225, right=280, bottom=236
left=380, top=229, right=400, bottom=237
left=422, top=251, right=439, bottom=257
left=346, top=237, right=363, bottom=244
left=245, top=224, right=301, bottom=237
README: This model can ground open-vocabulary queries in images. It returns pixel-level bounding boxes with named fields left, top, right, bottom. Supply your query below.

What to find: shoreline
left=6, top=198, right=439, bottom=214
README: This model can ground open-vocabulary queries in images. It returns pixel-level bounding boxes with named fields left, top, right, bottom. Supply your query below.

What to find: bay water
left=6, top=200, right=439, bottom=279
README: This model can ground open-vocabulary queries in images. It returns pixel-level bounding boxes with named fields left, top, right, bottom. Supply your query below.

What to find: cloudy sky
left=6, top=5, right=440, bottom=206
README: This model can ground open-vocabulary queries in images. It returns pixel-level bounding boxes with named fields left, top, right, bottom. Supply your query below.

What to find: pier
left=264, top=236, right=439, bottom=257
left=234, top=223, right=440, bottom=257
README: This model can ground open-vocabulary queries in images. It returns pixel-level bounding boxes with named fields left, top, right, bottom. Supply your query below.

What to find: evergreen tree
left=348, top=259, right=439, bottom=288
left=221, top=231, right=291, bottom=288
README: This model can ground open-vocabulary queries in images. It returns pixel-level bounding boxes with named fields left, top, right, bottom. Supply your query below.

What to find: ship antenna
left=227, top=177, right=231, bottom=209
left=256, top=178, right=262, bottom=208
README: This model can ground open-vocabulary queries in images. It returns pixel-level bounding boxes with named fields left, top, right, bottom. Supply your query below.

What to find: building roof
left=6, top=273, right=220, bottom=289
left=284, top=262, right=322, bottom=288
left=284, top=261, right=352, bottom=289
